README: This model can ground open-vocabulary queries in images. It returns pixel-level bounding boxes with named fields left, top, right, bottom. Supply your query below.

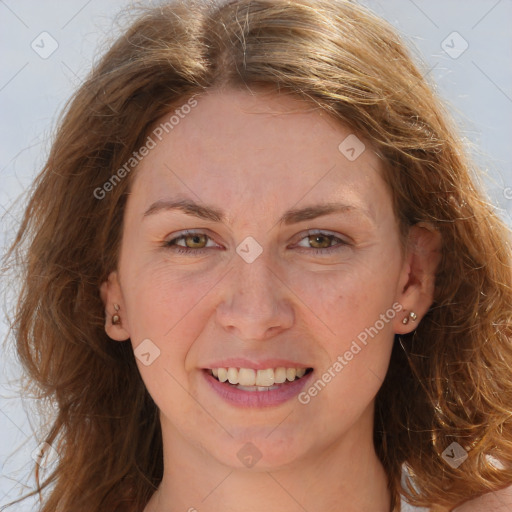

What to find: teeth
left=256, top=368, right=274, bottom=386
left=227, top=367, right=238, bottom=384
left=274, top=367, right=287, bottom=383
left=238, top=368, right=256, bottom=386
left=209, top=366, right=310, bottom=387
left=236, top=384, right=280, bottom=392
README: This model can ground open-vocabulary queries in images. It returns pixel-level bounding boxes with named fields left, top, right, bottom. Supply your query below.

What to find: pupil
left=311, top=235, right=329, bottom=248
left=187, top=234, right=205, bottom=248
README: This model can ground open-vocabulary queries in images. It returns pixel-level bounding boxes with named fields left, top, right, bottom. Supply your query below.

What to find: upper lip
left=203, top=358, right=312, bottom=370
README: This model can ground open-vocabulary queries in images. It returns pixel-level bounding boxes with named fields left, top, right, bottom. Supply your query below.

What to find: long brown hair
left=3, top=0, right=512, bottom=510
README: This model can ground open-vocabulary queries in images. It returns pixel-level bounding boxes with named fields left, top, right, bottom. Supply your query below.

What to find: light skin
left=101, top=87, right=441, bottom=512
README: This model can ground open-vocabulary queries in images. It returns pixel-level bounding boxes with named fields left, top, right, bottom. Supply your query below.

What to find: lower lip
left=202, top=370, right=314, bottom=408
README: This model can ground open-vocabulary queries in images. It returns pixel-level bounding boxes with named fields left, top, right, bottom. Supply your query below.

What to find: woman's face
left=103, top=88, right=422, bottom=470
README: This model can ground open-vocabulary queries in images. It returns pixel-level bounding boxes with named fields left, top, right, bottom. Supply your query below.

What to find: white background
left=1, top=1, right=511, bottom=510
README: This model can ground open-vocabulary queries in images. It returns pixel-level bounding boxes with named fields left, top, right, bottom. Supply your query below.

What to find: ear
left=100, top=271, right=131, bottom=341
left=393, top=222, right=442, bottom=334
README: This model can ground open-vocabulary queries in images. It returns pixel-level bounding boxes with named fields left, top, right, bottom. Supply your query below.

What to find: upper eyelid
left=293, top=229, right=346, bottom=240
left=166, top=229, right=348, bottom=247
left=168, top=230, right=220, bottom=245
left=290, top=229, right=351, bottom=246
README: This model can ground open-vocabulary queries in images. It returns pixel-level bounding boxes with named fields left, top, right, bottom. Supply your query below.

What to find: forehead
left=128, top=88, right=389, bottom=225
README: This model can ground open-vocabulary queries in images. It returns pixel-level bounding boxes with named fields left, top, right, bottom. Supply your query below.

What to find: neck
left=144, top=404, right=391, bottom=512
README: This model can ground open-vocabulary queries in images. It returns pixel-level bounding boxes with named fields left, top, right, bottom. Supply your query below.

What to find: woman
left=3, top=0, right=512, bottom=510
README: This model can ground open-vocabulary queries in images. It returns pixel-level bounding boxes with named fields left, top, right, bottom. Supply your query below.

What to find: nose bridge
left=215, top=248, right=294, bottom=339
left=234, top=253, right=278, bottom=305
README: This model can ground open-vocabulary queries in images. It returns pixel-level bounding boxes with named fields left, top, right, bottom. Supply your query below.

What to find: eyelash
left=163, top=229, right=350, bottom=256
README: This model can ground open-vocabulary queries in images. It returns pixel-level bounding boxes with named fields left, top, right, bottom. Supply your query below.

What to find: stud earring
left=112, top=304, right=121, bottom=325
left=402, top=311, right=417, bottom=325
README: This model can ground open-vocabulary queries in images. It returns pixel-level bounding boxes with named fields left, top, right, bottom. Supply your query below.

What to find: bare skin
left=101, top=87, right=442, bottom=512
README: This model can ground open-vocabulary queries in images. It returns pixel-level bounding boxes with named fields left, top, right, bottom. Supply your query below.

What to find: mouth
left=205, top=366, right=314, bottom=392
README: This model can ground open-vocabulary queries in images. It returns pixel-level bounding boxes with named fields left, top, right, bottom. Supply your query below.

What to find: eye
left=162, top=229, right=350, bottom=256
left=294, top=230, right=350, bottom=254
left=164, top=230, right=219, bottom=254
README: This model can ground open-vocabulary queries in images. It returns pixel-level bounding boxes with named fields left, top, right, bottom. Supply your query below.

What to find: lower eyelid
left=169, top=233, right=217, bottom=251
left=164, top=232, right=349, bottom=252
left=295, top=233, right=347, bottom=248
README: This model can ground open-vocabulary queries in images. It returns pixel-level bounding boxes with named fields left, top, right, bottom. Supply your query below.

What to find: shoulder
left=452, top=485, right=512, bottom=511
left=401, top=486, right=512, bottom=511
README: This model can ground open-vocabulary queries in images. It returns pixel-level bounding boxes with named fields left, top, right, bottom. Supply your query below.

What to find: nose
left=215, top=254, right=295, bottom=341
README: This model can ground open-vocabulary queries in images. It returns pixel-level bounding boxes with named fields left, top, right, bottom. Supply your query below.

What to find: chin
left=203, top=428, right=314, bottom=472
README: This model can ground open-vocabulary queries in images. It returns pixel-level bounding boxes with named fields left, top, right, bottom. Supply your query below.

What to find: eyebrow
left=143, top=198, right=374, bottom=225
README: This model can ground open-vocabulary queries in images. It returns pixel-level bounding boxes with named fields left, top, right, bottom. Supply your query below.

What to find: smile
left=203, top=366, right=314, bottom=407
left=208, top=366, right=312, bottom=390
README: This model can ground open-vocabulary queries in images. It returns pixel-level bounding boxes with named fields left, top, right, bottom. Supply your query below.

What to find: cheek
left=288, top=253, right=400, bottom=408
left=121, top=260, right=232, bottom=392
left=123, top=261, right=216, bottom=338
left=295, top=294, right=396, bottom=434
left=122, top=265, right=214, bottom=416
left=288, top=258, right=401, bottom=347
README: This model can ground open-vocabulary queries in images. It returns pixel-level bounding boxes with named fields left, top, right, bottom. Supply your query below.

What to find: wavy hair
left=3, top=0, right=512, bottom=510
